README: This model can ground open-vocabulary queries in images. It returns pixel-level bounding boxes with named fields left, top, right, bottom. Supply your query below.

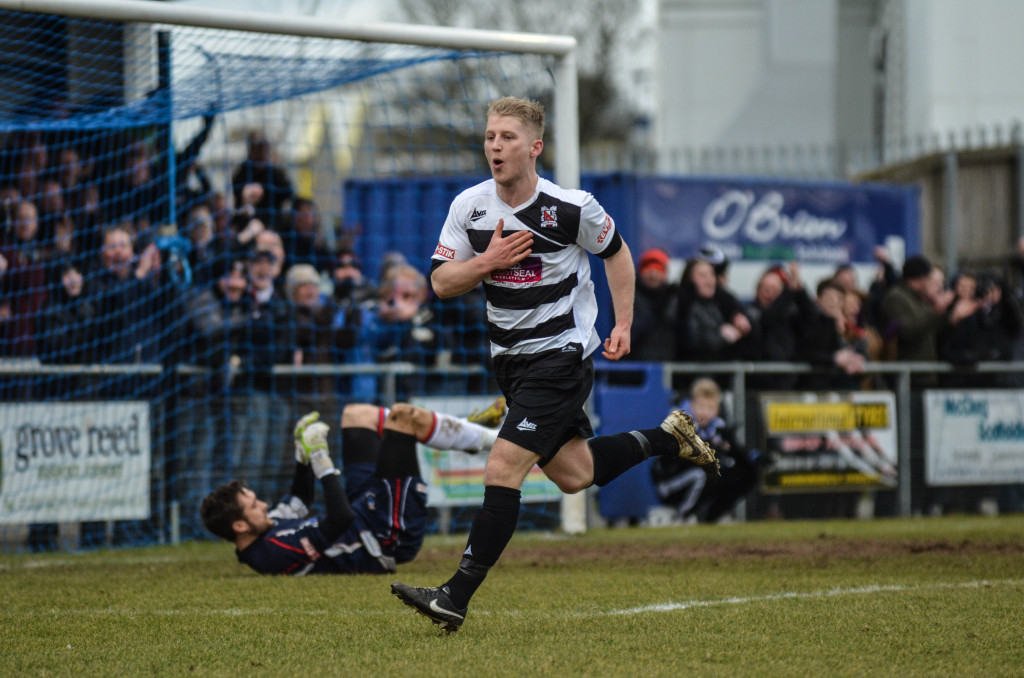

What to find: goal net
left=0, top=1, right=580, bottom=551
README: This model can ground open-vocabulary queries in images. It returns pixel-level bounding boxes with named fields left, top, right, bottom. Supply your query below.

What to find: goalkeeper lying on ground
left=200, top=399, right=505, bottom=575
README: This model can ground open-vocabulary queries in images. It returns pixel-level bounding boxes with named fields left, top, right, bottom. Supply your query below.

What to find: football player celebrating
left=391, top=96, right=718, bottom=633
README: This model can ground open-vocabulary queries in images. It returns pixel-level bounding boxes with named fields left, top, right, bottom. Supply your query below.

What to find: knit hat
left=638, top=248, right=669, bottom=274
left=902, top=254, right=933, bottom=281
left=285, top=264, right=321, bottom=300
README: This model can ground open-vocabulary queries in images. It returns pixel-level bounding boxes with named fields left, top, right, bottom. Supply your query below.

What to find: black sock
left=589, top=431, right=652, bottom=486
left=640, top=426, right=681, bottom=456
left=341, top=428, right=380, bottom=466
left=588, top=428, right=679, bottom=486
left=444, top=485, right=520, bottom=608
left=375, top=430, right=420, bottom=479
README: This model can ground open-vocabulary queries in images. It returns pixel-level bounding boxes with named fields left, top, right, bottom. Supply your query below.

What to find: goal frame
left=2, top=0, right=588, bottom=535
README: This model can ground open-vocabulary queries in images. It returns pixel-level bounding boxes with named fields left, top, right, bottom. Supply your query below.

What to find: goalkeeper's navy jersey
left=236, top=471, right=427, bottom=576
left=432, top=176, right=622, bottom=360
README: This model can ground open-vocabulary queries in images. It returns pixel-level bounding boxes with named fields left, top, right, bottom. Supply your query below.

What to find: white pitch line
left=1, top=579, right=1019, bottom=620
left=605, top=578, right=1024, bottom=616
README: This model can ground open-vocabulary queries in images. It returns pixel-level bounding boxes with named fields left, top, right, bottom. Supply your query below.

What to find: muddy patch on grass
left=413, top=536, right=1024, bottom=569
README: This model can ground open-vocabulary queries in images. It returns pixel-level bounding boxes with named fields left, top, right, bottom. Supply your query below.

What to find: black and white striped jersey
left=432, top=176, right=623, bottom=359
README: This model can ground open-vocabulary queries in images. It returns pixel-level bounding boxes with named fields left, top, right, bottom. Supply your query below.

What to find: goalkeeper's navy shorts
left=344, top=462, right=428, bottom=566
left=492, top=347, right=595, bottom=464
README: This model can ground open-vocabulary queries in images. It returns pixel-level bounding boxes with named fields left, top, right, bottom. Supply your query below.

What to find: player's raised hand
left=293, top=411, right=320, bottom=464
left=485, top=218, right=533, bottom=270
left=302, top=421, right=337, bottom=478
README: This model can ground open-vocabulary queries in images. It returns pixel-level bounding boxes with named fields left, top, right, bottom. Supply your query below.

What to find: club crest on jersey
left=540, top=205, right=558, bottom=228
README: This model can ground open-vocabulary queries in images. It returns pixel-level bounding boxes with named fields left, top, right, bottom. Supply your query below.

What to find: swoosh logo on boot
left=429, top=599, right=464, bottom=619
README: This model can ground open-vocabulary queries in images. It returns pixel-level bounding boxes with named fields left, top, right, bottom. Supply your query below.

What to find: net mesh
left=0, top=8, right=560, bottom=551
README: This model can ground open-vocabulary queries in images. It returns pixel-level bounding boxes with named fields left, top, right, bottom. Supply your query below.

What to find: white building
left=652, top=0, right=1024, bottom=177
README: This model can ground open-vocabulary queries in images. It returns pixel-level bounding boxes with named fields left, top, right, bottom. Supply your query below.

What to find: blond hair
left=378, top=264, right=426, bottom=301
left=690, top=377, right=722, bottom=405
left=487, top=96, right=545, bottom=140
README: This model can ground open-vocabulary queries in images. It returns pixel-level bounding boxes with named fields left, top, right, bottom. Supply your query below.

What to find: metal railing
left=657, top=360, right=1024, bottom=517
left=3, top=358, right=1021, bottom=531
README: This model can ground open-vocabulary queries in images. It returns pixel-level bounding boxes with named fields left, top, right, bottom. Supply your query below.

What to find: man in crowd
left=628, top=247, right=678, bottom=361
left=879, top=254, right=957, bottom=387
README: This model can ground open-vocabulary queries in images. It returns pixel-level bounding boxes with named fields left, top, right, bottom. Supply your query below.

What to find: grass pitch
left=2, top=515, right=1023, bottom=677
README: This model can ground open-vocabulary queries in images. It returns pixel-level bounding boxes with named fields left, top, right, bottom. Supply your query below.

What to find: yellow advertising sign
left=766, top=401, right=890, bottom=433
left=760, top=392, right=898, bottom=493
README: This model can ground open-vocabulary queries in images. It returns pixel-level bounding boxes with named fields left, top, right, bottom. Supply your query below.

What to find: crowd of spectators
left=0, top=125, right=490, bottom=548
left=0, top=125, right=488, bottom=396
left=37, top=121, right=1024, bottom=405
left=11, top=122, right=1021, bottom=406
left=627, top=242, right=1024, bottom=521
left=627, top=242, right=1024, bottom=392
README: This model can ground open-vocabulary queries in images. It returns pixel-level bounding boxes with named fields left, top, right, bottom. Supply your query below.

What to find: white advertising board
left=925, top=390, right=1024, bottom=486
left=0, top=402, right=151, bottom=523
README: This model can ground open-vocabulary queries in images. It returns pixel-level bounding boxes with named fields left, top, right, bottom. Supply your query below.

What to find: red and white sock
left=422, top=413, right=497, bottom=453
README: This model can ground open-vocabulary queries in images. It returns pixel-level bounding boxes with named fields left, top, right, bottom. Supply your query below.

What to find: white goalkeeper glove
left=293, top=411, right=320, bottom=464
left=301, top=421, right=337, bottom=479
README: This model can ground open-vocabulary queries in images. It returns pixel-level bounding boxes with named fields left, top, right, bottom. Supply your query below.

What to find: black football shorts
left=492, top=347, right=595, bottom=464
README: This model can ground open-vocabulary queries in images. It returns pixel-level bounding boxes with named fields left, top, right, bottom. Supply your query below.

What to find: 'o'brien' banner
left=633, top=176, right=920, bottom=266
left=0, top=402, right=151, bottom=524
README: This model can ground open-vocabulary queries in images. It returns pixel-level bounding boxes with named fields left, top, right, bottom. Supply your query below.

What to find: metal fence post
left=943, top=151, right=959, bottom=276
left=896, top=368, right=913, bottom=517
left=730, top=364, right=746, bottom=445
